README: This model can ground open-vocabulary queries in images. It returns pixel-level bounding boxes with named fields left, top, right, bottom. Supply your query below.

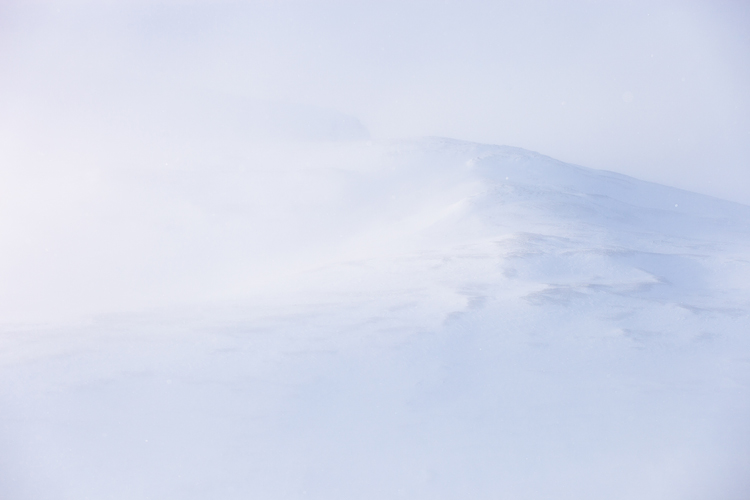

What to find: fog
left=2, top=0, right=749, bottom=202
left=2, top=5, right=750, bottom=497
left=3, top=0, right=750, bottom=323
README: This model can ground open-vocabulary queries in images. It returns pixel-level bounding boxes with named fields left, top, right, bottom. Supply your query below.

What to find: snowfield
left=1, top=138, right=749, bottom=499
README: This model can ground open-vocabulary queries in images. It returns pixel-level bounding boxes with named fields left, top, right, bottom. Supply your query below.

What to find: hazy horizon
left=2, top=0, right=749, bottom=204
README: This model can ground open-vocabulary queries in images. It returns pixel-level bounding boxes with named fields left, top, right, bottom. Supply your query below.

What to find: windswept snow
left=1, top=138, right=749, bottom=500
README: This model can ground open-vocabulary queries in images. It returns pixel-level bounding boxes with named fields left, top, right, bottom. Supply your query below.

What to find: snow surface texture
left=1, top=138, right=750, bottom=499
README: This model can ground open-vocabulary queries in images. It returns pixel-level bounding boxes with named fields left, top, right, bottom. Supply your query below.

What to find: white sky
left=2, top=0, right=749, bottom=204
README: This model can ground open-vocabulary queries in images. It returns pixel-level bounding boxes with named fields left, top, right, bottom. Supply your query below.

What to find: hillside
left=1, top=138, right=749, bottom=500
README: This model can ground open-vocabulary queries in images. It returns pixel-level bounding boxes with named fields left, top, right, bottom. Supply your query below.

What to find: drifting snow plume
left=1, top=139, right=749, bottom=500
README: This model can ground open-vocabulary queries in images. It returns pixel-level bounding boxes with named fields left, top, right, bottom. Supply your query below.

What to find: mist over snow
left=2, top=138, right=750, bottom=499
left=1, top=0, right=749, bottom=203
left=1, top=2, right=750, bottom=500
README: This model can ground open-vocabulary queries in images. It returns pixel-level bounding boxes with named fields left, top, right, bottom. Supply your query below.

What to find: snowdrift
left=1, top=138, right=749, bottom=500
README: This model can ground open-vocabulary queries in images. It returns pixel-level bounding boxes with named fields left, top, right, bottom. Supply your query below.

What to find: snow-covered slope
left=1, top=138, right=749, bottom=500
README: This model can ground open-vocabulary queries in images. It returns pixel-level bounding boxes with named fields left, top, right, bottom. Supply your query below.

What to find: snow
left=1, top=138, right=749, bottom=499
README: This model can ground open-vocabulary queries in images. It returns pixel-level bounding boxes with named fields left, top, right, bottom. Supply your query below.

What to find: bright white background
left=1, top=0, right=749, bottom=203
